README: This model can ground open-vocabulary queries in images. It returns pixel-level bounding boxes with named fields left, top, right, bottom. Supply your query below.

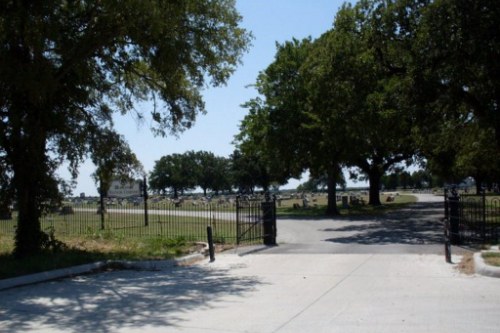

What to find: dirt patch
left=456, top=252, right=475, bottom=275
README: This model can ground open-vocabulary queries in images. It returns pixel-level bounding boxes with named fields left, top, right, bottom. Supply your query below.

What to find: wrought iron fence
left=445, top=190, right=500, bottom=245
left=459, top=194, right=500, bottom=244
left=0, top=200, right=243, bottom=244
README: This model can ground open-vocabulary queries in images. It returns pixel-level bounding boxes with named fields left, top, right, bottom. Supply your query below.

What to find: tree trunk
left=9, top=88, right=52, bottom=256
left=325, top=168, right=340, bottom=216
left=368, top=169, right=383, bottom=206
left=474, top=175, right=483, bottom=194
left=0, top=202, right=12, bottom=220
left=13, top=132, right=47, bottom=258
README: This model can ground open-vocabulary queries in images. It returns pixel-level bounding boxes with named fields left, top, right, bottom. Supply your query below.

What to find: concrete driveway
left=1, top=193, right=500, bottom=333
left=270, top=193, right=448, bottom=255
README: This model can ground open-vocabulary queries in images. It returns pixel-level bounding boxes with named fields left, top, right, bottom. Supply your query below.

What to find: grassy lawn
left=0, top=211, right=237, bottom=280
left=482, top=252, right=500, bottom=267
left=0, top=232, right=196, bottom=280
left=276, top=193, right=418, bottom=217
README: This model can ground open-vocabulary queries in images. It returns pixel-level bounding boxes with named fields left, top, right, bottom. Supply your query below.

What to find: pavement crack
left=272, top=254, right=374, bottom=333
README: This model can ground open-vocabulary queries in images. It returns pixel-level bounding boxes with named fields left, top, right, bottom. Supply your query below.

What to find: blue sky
left=62, top=0, right=349, bottom=196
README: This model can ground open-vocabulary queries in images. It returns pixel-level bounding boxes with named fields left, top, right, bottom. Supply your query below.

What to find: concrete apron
left=2, top=252, right=500, bottom=333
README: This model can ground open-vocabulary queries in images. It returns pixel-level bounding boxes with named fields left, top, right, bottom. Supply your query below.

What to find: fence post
left=444, top=188, right=449, bottom=220
left=99, top=178, right=105, bottom=230
left=481, top=189, right=486, bottom=241
left=449, top=192, right=460, bottom=245
left=262, top=194, right=276, bottom=246
left=236, top=195, right=241, bottom=245
left=143, top=176, right=149, bottom=227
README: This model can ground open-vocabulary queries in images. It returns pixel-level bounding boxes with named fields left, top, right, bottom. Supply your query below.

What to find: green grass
left=0, top=232, right=194, bottom=280
left=1, top=210, right=237, bottom=241
left=482, top=252, right=500, bottom=267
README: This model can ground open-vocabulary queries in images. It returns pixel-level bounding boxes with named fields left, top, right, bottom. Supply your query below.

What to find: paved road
left=270, top=193, right=449, bottom=255
left=1, top=193, right=500, bottom=333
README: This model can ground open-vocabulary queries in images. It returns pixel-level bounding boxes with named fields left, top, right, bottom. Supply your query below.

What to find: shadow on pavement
left=322, top=201, right=445, bottom=246
left=0, top=264, right=263, bottom=333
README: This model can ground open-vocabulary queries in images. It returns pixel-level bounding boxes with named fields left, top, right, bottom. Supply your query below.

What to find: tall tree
left=91, top=130, right=143, bottom=198
left=0, top=0, right=250, bottom=257
left=192, top=151, right=231, bottom=196
left=229, top=149, right=271, bottom=194
left=0, top=149, right=13, bottom=219
left=235, top=39, right=315, bottom=194
left=343, top=0, right=419, bottom=205
left=149, top=153, right=197, bottom=198
left=416, top=0, right=500, bottom=148
left=406, top=0, right=500, bottom=186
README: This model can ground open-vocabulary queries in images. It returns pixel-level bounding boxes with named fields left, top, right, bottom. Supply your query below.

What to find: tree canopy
left=149, top=151, right=232, bottom=197
left=236, top=0, right=500, bottom=211
left=0, top=0, right=250, bottom=257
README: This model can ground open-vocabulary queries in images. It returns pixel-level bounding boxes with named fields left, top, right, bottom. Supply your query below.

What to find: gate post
left=449, top=191, right=460, bottom=245
left=236, top=195, right=241, bottom=245
left=261, top=195, right=276, bottom=246
left=444, top=188, right=449, bottom=220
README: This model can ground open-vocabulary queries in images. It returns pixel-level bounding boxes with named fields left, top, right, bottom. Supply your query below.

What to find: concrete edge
left=474, top=252, right=500, bottom=278
left=0, top=252, right=207, bottom=292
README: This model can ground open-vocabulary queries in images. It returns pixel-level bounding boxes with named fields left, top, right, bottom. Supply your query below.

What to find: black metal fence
left=445, top=190, right=500, bottom=245
left=0, top=196, right=273, bottom=244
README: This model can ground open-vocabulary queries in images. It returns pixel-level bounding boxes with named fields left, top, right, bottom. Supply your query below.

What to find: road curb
left=0, top=253, right=206, bottom=292
left=474, top=252, right=500, bottom=278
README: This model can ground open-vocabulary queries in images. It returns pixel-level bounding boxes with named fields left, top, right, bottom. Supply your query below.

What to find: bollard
left=207, top=226, right=215, bottom=262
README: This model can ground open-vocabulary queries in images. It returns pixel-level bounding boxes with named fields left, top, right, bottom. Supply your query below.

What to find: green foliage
left=40, top=226, right=68, bottom=253
left=408, top=0, right=500, bottom=185
left=236, top=39, right=315, bottom=184
left=144, top=236, right=187, bottom=257
left=237, top=1, right=418, bottom=209
left=0, top=234, right=193, bottom=280
left=191, top=151, right=232, bottom=195
left=91, top=129, right=144, bottom=197
left=149, top=151, right=232, bottom=196
left=0, top=0, right=250, bottom=257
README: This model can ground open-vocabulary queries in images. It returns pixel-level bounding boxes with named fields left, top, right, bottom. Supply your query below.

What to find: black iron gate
left=236, top=195, right=276, bottom=245
left=444, top=189, right=500, bottom=245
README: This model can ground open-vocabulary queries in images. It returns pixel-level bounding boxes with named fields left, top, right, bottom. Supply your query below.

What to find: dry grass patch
left=456, top=252, right=475, bottom=275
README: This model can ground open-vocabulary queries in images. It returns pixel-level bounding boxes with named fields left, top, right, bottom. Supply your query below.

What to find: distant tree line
left=380, top=170, right=444, bottom=191
left=148, top=150, right=278, bottom=197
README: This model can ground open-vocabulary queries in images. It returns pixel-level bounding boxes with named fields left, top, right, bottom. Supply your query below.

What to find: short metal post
left=207, top=226, right=215, bottom=262
left=444, top=219, right=452, bottom=263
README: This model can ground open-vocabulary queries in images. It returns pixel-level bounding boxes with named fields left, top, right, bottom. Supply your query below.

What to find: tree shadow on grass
left=0, top=264, right=263, bottom=333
